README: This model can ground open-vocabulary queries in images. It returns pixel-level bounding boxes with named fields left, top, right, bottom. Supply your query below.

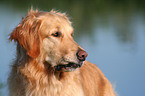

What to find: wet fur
left=8, top=9, right=116, bottom=96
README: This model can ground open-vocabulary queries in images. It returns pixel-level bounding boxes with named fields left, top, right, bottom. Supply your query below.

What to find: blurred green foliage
left=0, top=0, right=145, bottom=42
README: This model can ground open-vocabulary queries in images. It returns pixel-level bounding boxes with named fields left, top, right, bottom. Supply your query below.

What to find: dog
left=8, top=9, right=116, bottom=96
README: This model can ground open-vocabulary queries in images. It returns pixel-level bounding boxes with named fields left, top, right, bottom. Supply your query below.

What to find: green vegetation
left=0, top=0, right=145, bottom=42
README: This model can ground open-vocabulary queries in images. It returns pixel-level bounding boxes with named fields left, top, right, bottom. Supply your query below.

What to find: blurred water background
left=0, top=0, right=145, bottom=96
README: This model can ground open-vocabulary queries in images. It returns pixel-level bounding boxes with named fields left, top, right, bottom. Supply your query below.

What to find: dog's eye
left=52, top=32, right=61, bottom=37
left=71, top=33, right=74, bottom=36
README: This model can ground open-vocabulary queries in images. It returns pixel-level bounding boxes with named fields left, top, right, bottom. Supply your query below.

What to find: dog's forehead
left=40, top=13, right=73, bottom=35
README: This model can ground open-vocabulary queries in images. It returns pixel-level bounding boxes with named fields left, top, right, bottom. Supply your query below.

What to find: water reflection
left=0, top=82, right=4, bottom=96
left=0, top=0, right=145, bottom=96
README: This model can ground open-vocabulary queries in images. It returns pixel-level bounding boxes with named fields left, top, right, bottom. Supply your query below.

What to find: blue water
left=0, top=5, right=145, bottom=96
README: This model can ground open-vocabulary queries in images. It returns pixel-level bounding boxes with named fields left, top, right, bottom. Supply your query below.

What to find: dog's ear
left=9, top=11, right=41, bottom=58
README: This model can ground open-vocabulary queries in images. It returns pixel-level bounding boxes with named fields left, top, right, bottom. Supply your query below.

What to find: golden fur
left=8, top=9, right=116, bottom=96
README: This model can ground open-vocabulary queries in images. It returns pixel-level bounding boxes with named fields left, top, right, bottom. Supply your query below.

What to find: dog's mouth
left=54, top=62, right=83, bottom=72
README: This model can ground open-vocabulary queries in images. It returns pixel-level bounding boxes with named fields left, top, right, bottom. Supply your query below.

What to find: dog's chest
left=28, top=83, right=85, bottom=96
left=26, top=76, right=85, bottom=96
left=60, top=81, right=85, bottom=96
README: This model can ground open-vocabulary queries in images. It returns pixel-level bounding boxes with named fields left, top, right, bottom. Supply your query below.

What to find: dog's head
left=10, top=9, right=87, bottom=72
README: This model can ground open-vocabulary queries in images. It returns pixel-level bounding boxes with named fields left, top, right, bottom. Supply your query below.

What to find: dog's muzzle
left=54, top=50, right=87, bottom=72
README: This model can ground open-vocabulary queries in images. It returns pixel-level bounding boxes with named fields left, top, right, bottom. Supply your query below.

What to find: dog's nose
left=77, top=50, right=88, bottom=61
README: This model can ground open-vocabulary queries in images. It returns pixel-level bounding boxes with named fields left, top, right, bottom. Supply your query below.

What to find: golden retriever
left=8, top=9, right=116, bottom=96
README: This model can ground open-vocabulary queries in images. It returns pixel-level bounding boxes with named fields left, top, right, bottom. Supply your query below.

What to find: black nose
left=77, top=50, right=88, bottom=61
